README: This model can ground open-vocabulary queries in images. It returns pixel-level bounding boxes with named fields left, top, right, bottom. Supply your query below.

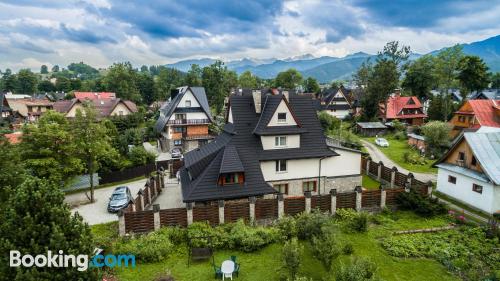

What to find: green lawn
left=362, top=175, right=381, bottom=190
left=364, top=136, right=437, bottom=174
left=99, top=211, right=458, bottom=281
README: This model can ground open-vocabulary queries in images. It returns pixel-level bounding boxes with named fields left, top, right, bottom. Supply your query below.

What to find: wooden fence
left=100, top=163, right=156, bottom=184
left=361, top=157, right=429, bottom=189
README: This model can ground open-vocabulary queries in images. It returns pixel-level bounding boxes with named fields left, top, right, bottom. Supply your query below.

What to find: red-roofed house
left=379, top=91, right=427, bottom=126
left=4, top=132, right=22, bottom=144
left=449, top=99, right=500, bottom=137
left=74, top=92, right=116, bottom=100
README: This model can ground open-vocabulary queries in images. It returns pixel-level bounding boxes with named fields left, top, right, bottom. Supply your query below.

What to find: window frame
left=173, top=139, right=182, bottom=146
left=471, top=156, right=477, bottom=166
left=458, top=151, right=465, bottom=161
left=277, top=112, right=287, bottom=123
left=274, top=136, right=287, bottom=147
left=302, top=181, right=317, bottom=192
left=472, top=183, right=483, bottom=194
left=274, top=183, right=288, bottom=194
left=275, top=159, right=287, bottom=172
left=185, top=100, right=191, bottom=107
left=448, top=175, right=456, bottom=184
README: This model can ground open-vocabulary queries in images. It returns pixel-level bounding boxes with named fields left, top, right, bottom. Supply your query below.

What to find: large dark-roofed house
left=180, top=90, right=362, bottom=203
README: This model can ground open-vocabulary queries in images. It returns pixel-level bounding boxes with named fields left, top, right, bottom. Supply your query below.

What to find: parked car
left=107, top=186, right=133, bottom=213
left=375, top=138, right=389, bottom=147
left=171, top=147, right=183, bottom=158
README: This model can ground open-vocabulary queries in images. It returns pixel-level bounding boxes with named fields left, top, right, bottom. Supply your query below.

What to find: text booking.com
left=10, top=248, right=135, bottom=271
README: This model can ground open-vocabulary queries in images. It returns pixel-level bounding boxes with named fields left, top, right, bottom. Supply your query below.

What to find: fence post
left=330, top=189, right=337, bottom=215
left=186, top=203, right=193, bottom=226
left=406, top=173, right=414, bottom=192
left=129, top=199, right=136, bottom=212
left=377, top=161, right=383, bottom=181
left=304, top=191, right=312, bottom=213
left=137, top=189, right=144, bottom=211
left=390, top=167, right=397, bottom=188
left=218, top=200, right=225, bottom=224
left=426, top=180, right=433, bottom=197
left=118, top=210, right=126, bottom=236
left=249, top=197, right=256, bottom=222
left=355, top=186, right=362, bottom=211
left=153, top=204, right=161, bottom=231
left=146, top=182, right=152, bottom=205
left=365, top=159, right=371, bottom=176
left=277, top=194, right=284, bottom=219
left=380, top=185, right=386, bottom=209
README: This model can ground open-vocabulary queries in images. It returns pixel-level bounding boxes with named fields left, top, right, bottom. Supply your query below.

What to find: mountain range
left=166, top=35, right=500, bottom=83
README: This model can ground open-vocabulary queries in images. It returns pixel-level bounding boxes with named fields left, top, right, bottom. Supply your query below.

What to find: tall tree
left=422, top=121, right=451, bottom=157
left=55, top=77, right=72, bottom=92
left=402, top=55, right=436, bottom=100
left=103, top=62, right=141, bottom=102
left=275, top=68, right=303, bottom=89
left=40, top=64, right=49, bottom=74
left=0, top=136, right=25, bottom=202
left=1, top=69, right=18, bottom=92
left=16, top=69, right=38, bottom=95
left=434, top=45, right=463, bottom=121
left=38, top=80, right=56, bottom=92
left=137, top=72, right=155, bottom=105
left=491, top=72, right=500, bottom=89
left=0, top=177, right=97, bottom=280
left=457, top=55, right=489, bottom=96
left=352, top=60, right=372, bottom=88
left=72, top=105, right=117, bottom=202
left=238, top=70, right=258, bottom=88
left=140, top=65, right=149, bottom=73
left=202, top=61, right=236, bottom=114
left=155, top=67, right=183, bottom=100
left=21, top=111, right=83, bottom=185
left=303, top=77, right=320, bottom=93
left=184, top=64, right=203, bottom=86
left=51, top=65, right=60, bottom=72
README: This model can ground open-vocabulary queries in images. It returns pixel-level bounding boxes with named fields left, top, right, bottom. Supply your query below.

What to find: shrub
left=128, top=146, right=156, bottom=166
left=275, top=216, right=298, bottom=240
left=296, top=212, right=329, bottom=240
left=342, top=242, right=354, bottom=255
left=391, top=119, right=406, bottom=132
left=393, top=131, right=407, bottom=140
left=281, top=238, right=302, bottom=280
left=335, top=258, right=378, bottom=281
left=336, top=209, right=369, bottom=232
left=318, top=111, right=341, bottom=133
left=310, top=234, right=340, bottom=271
left=397, top=190, right=447, bottom=217
left=114, top=230, right=174, bottom=262
left=403, top=150, right=427, bottom=165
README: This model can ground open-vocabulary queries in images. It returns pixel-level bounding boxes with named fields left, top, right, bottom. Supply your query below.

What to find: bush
left=397, top=190, right=447, bottom=217
left=351, top=212, right=369, bottom=232
left=391, top=119, right=406, bottom=132
left=128, top=146, right=156, bottom=166
left=296, top=212, right=329, bottom=240
left=114, top=229, right=174, bottom=262
left=281, top=238, right=302, bottom=280
left=335, top=209, right=369, bottom=232
left=275, top=216, right=298, bottom=240
left=393, top=131, right=407, bottom=140
left=342, top=242, right=354, bottom=255
left=335, top=258, right=377, bottom=281
left=310, top=234, right=340, bottom=271
left=318, top=111, right=341, bottom=133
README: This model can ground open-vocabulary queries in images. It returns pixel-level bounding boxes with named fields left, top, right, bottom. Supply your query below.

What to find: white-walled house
left=179, top=90, right=362, bottom=203
left=434, top=129, right=500, bottom=214
left=319, top=87, right=352, bottom=119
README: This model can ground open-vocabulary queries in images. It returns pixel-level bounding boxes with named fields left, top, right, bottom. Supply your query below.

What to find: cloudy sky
left=1, top=0, right=500, bottom=71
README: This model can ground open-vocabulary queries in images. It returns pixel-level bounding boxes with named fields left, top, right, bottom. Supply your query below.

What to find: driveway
left=361, top=139, right=437, bottom=183
left=65, top=178, right=148, bottom=225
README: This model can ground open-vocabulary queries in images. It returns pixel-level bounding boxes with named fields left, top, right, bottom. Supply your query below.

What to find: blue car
left=107, top=186, right=133, bottom=213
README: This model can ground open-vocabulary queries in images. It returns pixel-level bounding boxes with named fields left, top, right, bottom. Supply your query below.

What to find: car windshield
left=111, top=193, right=127, bottom=200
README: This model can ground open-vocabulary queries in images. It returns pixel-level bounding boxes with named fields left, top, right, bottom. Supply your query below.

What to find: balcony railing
left=167, top=118, right=210, bottom=125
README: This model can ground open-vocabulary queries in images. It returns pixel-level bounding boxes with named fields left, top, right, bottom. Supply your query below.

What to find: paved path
left=360, top=139, right=437, bottom=183
left=65, top=179, right=148, bottom=225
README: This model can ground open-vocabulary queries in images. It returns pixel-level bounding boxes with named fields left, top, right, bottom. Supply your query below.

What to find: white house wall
left=110, top=103, right=132, bottom=116
left=168, top=111, right=208, bottom=121
left=228, top=106, right=233, bottom=123
left=177, top=90, right=201, bottom=108
left=323, top=109, right=350, bottom=119
left=260, top=135, right=300, bottom=150
left=267, top=100, right=298, bottom=127
left=436, top=167, right=497, bottom=214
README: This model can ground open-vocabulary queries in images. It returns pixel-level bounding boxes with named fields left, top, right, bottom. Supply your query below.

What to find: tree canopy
left=275, top=68, right=303, bottom=89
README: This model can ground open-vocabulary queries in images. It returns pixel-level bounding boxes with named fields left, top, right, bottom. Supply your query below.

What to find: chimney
left=282, top=91, right=289, bottom=101
left=252, top=90, right=262, bottom=114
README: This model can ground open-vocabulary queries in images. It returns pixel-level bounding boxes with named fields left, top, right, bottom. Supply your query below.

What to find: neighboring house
left=1, top=91, right=12, bottom=119
left=407, top=133, right=426, bottom=151
left=179, top=90, right=362, bottom=203
left=379, top=91, right=427, bottom=126
left=355, top=122, right=387, bottom=137
left=434, top=128, right=500, bottom=214
left=5, top=96, right=54, bottom=122
left=449, top=99, right=500, bottom=138
left=469, top=89, right=500, bottom=100
left=53, top=98, right=138, bottom=118
left=74, top=92, right=116, bottom=100
left=155, top=86, right=214, bottom=154
left=318, top=86, right=352, bottom=119
left=346, top=88, right=364, bottom=117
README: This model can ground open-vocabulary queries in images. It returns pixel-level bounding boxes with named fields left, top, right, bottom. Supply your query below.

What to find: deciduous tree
left=184, top=64, right=203, bottom=87
left=40, top=64, right=49, bottom=74
left=422, top=121, right=451, bottom=157
left=434, top=45, right=463, bottom=121
left=238, top=70, right=258, bottom=88
left=303, top=77, right=320, bottom=93
left=16, top=69, right=38, bottom=95
left=458, top=55, right=490, bottom=95
left=275, top=68, right=303, bottom=89
left=402, top=55, right=436, bottom=100
left=103, top=62, right=141, bottom=102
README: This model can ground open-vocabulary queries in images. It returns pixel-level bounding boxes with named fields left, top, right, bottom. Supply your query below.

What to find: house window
left=275, top=160, right=287, bottom=172
left=277, top=113, right=287, bottom=123
left=174, top=140, right=182, bottom=146
left=174, top=127, right=186, bottom=133
left=175, top=113, right=186, bottom=120
left=448, top=175, right=456, bottom=184
left=472, top=183, right=483, bottom=194
left=274, top=184, right=288, bottom=194
left=185, top=100, right=191, bottom=107
left=471, top=156, right=477, bottom=166
left=458, top=116, right=465, bottom=122
left=118, top=110, right=124, bottom=116
left=458, top=152, right=465, bottom=161
left=302, top=181, right=317, bottom=192
left=274, top=136, right=287, bottom=147
left=218, top=173, right=244, bottom=185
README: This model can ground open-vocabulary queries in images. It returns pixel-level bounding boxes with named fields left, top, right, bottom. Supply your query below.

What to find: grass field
left=364, top=136, right=437, bottom=174
left=95, top=212, right=458, bottom=281
left=362, top=175, right=381, bottom=190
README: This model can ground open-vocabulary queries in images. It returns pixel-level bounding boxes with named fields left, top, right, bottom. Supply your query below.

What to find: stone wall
left=267, top=175, right=360, bottom=197
left=325, top=175, right=362, bottom=193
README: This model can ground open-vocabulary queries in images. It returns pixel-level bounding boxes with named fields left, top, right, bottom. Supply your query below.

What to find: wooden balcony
left=167, top=118, right=210, bottom=125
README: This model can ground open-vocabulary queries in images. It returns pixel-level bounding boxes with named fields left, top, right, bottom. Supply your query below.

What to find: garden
left=91, top=194, right=499, bottom=281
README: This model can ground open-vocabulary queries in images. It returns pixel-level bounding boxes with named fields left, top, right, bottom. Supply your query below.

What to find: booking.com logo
left=10, top=248, right=135, bottom=271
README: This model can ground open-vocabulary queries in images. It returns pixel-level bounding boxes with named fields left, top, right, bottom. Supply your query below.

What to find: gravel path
left=360, top=139, right=437, bottom=183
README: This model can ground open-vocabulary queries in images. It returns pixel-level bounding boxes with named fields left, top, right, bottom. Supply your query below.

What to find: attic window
left=277, top=113, right=287, bottom=123
left=185, top=100, right=191, bottom=107
left=218, top=172, right=245, bottom=186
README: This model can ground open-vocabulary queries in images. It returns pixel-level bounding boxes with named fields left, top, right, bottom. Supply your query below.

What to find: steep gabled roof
left=155, top=86, right=213, bottom=132
left=74, top=92, right=116, bottom=100
left=465, top=99, right=500, bottom=128
left=220, top=145, right=244, bottom=174
left=384, top=95, right=426, bottom=119
left=253, top=95, right=304, bottom=135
